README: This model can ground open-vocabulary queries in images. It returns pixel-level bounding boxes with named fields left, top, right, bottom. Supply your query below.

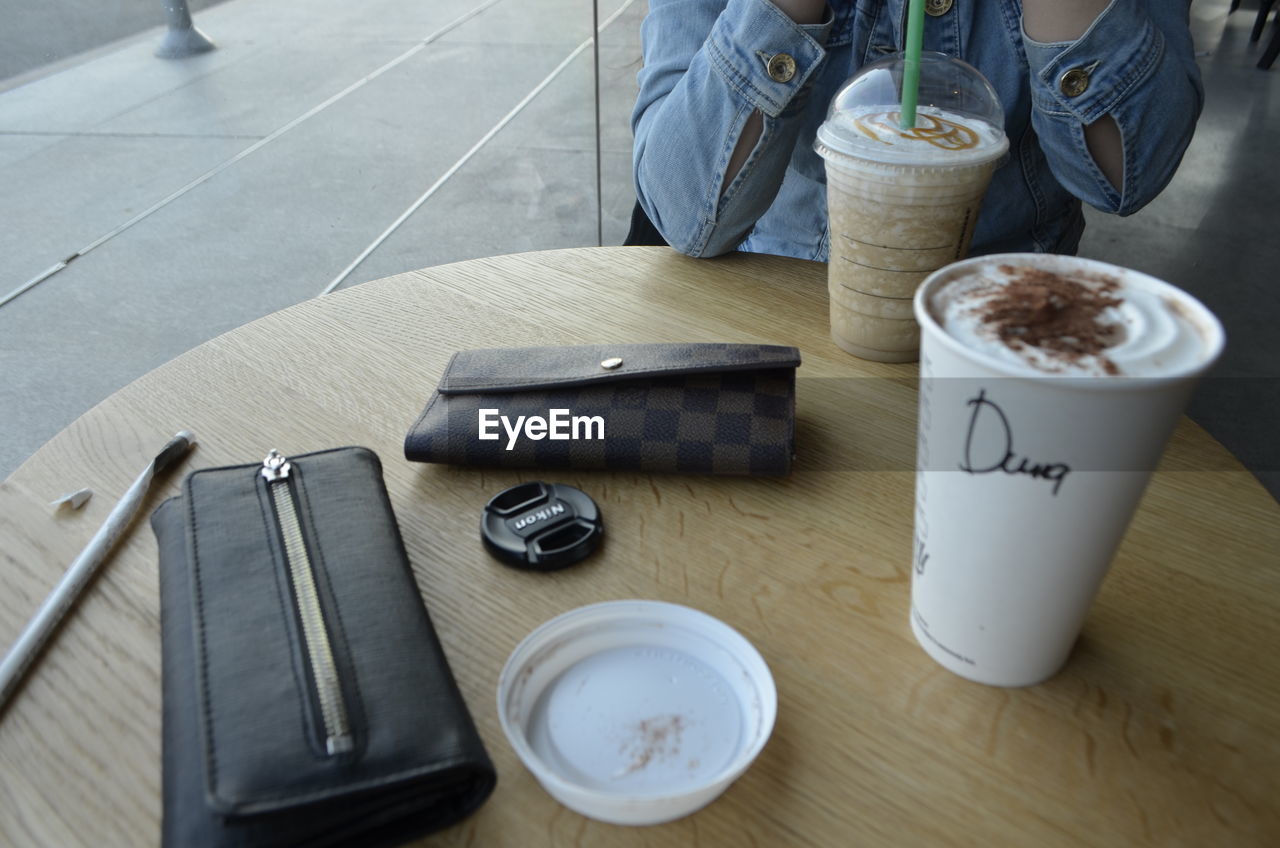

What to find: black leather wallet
left=404, top=343, right=801, bottom=475
left=151, top=446, right=495, bottom=848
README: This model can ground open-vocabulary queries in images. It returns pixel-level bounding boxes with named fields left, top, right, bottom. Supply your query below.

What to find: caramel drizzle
left=853, top=111, right=980, bottom=150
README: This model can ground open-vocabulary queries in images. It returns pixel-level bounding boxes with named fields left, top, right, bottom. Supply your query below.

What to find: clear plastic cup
left=816, top=51, right=1009, bottom=362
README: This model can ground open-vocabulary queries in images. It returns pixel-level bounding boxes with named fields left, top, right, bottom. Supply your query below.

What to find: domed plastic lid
left=815, top=51, right=1008, bottom=166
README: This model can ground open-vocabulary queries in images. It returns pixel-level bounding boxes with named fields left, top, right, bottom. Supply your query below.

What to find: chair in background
left=624, top=201, right=667, bottom=247
left=1250, top=0, right=1280, bottom=69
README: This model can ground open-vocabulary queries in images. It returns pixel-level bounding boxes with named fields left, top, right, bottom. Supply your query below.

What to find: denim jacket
left=632, top=0, right=1202, bottom=260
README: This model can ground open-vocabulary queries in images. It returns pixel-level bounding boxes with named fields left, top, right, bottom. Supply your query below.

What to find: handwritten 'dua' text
left=959, top=389, right=1071, bottom=495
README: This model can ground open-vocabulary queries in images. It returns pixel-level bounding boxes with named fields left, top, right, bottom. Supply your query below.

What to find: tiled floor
left=1, top=0, right=1277, bottom=500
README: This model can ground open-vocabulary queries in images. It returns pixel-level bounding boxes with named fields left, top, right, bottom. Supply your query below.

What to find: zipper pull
left=262, top=449, right=291, bottom=481
left=260, top=447, right=356, bottom=757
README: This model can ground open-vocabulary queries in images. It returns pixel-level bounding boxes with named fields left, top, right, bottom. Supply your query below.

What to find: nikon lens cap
left=481, top=482, right=603, bottom=570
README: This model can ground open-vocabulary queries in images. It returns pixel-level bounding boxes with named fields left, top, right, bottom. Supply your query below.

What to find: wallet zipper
left=261, top=450, right=355, bottom=756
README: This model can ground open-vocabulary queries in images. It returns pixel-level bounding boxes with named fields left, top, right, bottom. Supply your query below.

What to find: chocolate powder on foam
left=977, top=264, right=1125, bottom=374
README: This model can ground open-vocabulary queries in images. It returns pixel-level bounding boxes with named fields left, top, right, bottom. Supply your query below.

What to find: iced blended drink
left=910, top=254, right=1225, bottom=686
left=816, top=53, right=1009, bottom=362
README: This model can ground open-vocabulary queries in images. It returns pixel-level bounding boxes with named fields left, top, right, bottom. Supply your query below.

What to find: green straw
left=900, top=0, right=926, bottom=129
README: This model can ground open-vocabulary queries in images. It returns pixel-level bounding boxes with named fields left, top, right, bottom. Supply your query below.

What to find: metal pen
left=0, top=430, right=196, bottom=712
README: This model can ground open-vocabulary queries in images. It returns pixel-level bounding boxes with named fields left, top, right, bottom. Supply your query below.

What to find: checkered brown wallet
left=404, top=343, right=801, bottom=475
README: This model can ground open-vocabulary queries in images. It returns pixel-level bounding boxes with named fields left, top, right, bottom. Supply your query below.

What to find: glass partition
left=0, top=0, right=645, bottom=475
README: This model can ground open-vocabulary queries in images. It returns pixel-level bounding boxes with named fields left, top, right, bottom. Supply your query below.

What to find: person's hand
left=770, top=0, right=826, bottom=26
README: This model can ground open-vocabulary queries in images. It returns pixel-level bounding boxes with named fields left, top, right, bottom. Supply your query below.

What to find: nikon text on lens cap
left=481, top=482, right=603, bottom=570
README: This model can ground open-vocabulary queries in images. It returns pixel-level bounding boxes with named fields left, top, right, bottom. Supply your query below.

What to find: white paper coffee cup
left=909, top=254, right=1225, bottom=686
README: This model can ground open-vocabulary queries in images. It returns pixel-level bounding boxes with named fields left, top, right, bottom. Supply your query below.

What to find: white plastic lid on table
left=815, top=50, right=1009, bottom=166
left=497, top=600, right=777, bottom=826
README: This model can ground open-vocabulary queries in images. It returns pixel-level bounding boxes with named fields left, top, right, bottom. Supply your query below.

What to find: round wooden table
left=2, top=248, right=1278, bottom=846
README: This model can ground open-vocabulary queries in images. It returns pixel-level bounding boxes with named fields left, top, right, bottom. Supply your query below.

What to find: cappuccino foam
left=931, top=262, right=1212, bottom=377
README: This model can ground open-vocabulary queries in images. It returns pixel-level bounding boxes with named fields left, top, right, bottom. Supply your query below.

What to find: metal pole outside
left=156, top=0, right=216, bottom=59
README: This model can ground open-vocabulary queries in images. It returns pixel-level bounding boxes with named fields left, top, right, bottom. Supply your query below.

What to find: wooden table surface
left=1, top=247, right=1278, bottom=847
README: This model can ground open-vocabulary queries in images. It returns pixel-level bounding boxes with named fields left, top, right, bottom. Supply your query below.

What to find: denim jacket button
left=767, top=53, right=797, bottom=83
left=1059, top=67, right=1091, bottom=97
left=926, top=0, right=952, bottom=16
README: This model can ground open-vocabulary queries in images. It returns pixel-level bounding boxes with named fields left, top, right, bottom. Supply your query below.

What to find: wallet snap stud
left=600, top=357, right=623, bottom=370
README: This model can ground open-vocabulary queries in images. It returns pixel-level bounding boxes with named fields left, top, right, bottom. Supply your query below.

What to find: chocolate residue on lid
left=614, top=714, right=686, bottom=778
left=978, top=264, right=1125, bottom=374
